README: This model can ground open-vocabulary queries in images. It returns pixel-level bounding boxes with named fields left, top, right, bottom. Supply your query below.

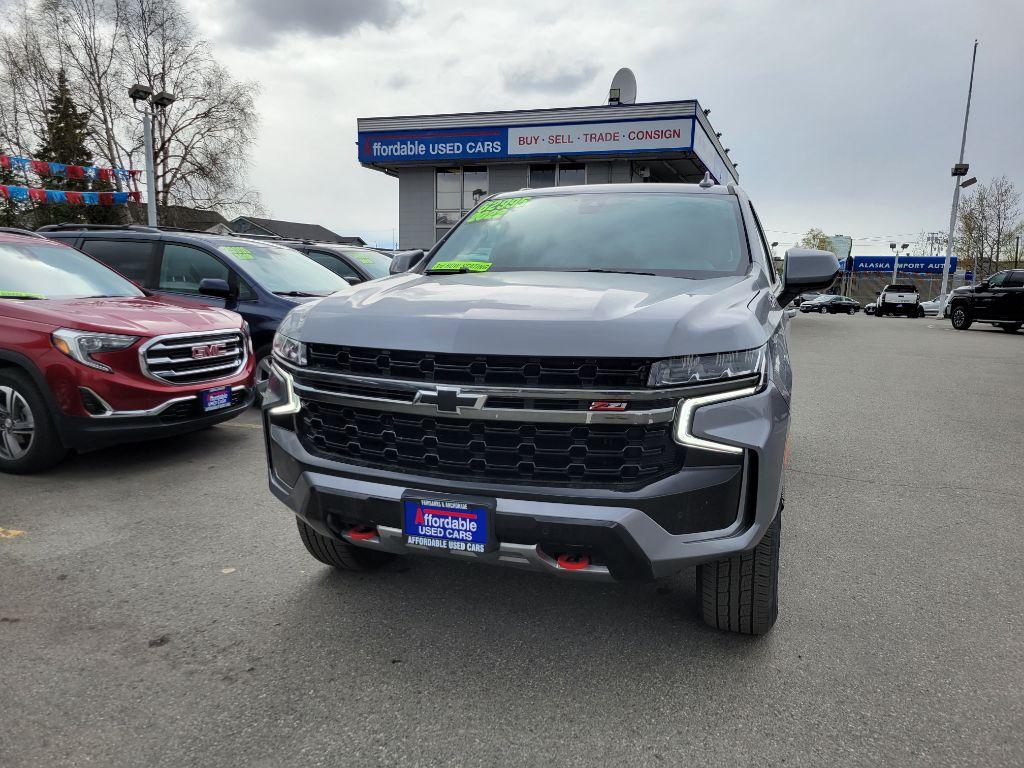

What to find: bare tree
left=957, top=177, right=1022, bottom=278
left=0, top=0, right=260, bottom=216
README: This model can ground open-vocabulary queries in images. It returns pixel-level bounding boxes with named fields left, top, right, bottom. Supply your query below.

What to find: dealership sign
left=852, top=256, right=957, bottom=273
left=358, top=118, right=695, bottom=164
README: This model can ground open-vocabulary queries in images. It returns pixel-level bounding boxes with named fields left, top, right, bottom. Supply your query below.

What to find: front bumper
left=263, top=379, right=790, bottom=582
left=57, top=386, right=255, bottom=451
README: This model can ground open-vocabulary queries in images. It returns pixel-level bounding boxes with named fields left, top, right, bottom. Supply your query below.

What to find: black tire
left=1002, top=323, right=1022, bottom=334
left=950, top=304, right=972, bottom=330
left=296, top=518, right=397, bottom=571
left=0, top=368, right=67, bottom=474
left=848, top=307, right=855, bottom=315
left=819, top=306, right=827, bottom=314
left=698, top=509, right=781, bottom=635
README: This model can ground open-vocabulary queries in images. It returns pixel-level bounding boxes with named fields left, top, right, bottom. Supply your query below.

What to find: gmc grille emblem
left=414, top=386, right=486, bottom=414
left=191, top=342, right=227, bottom=359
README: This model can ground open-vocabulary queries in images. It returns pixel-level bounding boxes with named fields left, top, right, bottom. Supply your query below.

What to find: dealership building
left=357, top=97, right=738, bottom=250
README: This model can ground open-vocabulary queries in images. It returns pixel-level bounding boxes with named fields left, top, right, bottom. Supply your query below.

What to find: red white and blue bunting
left=0, top=154, right=140, bottom=182
left=0, top=185, right=139, bottom=205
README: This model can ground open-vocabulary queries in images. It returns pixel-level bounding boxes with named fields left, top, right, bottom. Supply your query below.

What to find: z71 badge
left=589, top=401, right=628, bottom=412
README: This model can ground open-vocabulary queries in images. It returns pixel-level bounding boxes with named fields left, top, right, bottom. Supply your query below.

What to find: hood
left=287, top=271, right=776, bottom=357
left=1, top=295, right=243, bottom=336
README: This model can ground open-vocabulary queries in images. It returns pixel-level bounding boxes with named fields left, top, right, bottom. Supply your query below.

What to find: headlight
left=272, top=332, right=307, bottom=366
left=648, top=347, right=764, bottom=388
left=52, top=329, right=139, bottom=372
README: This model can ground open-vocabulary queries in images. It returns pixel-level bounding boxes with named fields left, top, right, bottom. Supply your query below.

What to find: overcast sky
left=187, top=0, right=1024, bottom=253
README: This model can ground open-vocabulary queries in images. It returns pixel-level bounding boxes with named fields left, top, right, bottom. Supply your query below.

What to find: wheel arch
left=0, top=349, right=60, bottom=412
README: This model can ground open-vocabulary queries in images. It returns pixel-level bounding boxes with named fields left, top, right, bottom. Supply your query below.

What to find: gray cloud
left=225, top=0, right=410, bottom=46
left=501, top=61, right=599, bottom=95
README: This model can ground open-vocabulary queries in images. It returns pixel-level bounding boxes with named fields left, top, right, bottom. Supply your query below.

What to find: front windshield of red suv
left=0, top=240, right=145, bottom=300
left=425, top=192, right=750, bottom=278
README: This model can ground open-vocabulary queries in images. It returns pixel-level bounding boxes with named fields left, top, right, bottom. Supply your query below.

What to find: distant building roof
left=126, top=203, right=229, bottom=232
left=228, top=216, right=365, bottom=245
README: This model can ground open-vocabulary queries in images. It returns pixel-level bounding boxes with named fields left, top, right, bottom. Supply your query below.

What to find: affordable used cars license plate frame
left=200, top=386, right=232, bottom=412
left=402, top=493, right=495, bottom=554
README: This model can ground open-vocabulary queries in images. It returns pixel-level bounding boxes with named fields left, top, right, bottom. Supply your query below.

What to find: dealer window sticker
left=428, top=260, right=492, bottom=272
left=466, top=196, right=530, bottom=222
left=353, top=254, right=376, bottom=265
left=220, top=245, right=254, bottom=260
left=0, top=290, right=44, bottom=298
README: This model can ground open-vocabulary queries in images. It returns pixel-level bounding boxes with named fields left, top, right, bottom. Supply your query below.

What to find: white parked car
left=920, top=295, right=943, bottom=316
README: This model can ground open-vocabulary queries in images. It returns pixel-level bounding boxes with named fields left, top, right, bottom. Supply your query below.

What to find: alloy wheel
left=0, top=386, right=35, bottom=461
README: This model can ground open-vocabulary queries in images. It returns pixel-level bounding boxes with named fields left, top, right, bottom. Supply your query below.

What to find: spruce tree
left=32, top=69, right=120, bottom=227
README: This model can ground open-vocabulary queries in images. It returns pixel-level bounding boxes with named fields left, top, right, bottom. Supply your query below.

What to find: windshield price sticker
left=467, top=197, right=530, bottom=222
left=354, top=254, right=375, bottom=265
left=221, top=246, right=254, bottom=260
left=429, top=260, right=492, bottom=272
left=403, top=498, right=491, bottom=553
left=0, top=290, right=44, bottom=298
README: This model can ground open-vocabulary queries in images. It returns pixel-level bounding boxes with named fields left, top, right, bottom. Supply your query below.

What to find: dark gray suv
left=260, top=183, right=838, bottom=634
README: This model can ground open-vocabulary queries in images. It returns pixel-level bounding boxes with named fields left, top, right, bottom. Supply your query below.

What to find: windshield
left=343, top=248, right=392, bottom=279
left=216, top=241, right=351, bottom=295
left=426, top=192, right=750, bottom=278
left=0, top=241, right=144, bottom=300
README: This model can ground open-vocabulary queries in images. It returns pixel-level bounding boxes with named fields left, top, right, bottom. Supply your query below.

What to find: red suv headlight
left=52, top=328, right=139, bottom=373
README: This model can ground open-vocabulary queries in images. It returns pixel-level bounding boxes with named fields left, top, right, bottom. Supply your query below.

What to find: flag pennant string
left=0, top=153, right=141, bottom=182
left=0, top=185, right=138, bottom=206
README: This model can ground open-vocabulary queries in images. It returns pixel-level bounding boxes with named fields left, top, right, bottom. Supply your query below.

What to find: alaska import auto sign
left=358, top=117, right=695, bottom=163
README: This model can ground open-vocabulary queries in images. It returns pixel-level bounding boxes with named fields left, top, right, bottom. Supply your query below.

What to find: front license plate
left=403, top=497, right=492, bottom=554
left=201, top=386, right=232, bottom=412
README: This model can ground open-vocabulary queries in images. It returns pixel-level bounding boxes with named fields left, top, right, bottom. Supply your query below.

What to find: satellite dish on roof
left=608, top=68, right=637, bottom=105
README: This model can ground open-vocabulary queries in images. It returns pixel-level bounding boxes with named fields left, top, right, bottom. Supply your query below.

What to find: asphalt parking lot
left=2, top=315, right=1022, bottom=768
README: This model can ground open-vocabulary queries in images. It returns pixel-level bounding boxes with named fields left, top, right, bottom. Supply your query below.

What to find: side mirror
left=198, top=277, right=234, bottom=299
left=777, top=249, right=841, bottom=307
left=389, top=249, right=426, bottom=275
left=342, top=275, right=361, bottom=286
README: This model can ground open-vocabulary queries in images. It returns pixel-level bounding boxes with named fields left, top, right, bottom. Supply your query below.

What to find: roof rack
left=35, top=223, right=162, bottom=233
left=225, top=231, right=285, bottom=241
left=0, top=226, right=47, bottom=239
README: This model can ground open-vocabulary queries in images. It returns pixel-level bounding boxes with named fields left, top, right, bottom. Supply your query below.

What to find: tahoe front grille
left=298, top=401, right=684, bottom=487
left=142, top=330, right=246, bottom=385
left=306, top=345, right=653, bottom=389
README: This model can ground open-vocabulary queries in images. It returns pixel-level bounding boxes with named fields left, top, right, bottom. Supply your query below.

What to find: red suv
left=0, top=232, right=255, bottom=473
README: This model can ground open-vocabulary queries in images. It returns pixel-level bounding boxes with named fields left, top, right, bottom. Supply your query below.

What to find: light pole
left=938, top=40, right=979, bottom=312
left=129, top=84, right=175, bottom=227
left=890, top=242, right=909, bottom=283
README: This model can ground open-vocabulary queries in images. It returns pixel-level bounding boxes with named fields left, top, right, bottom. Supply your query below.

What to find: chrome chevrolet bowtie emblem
left=413, top=386, right=486, bottom=414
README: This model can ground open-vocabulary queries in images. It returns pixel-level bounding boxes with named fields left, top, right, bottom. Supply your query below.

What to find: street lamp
left=129, top=84, right=175, bottom=227
left=890, top=242, right=909, bottom=283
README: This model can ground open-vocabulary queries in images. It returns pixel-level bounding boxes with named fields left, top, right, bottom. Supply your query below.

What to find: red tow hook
left=347, top=525, right=378, bottom=541
left=555, top=553, right=591, bottom=571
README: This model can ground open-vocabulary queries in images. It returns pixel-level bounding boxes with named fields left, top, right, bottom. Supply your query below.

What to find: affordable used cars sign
left=358, top=118, right=695, bottom=163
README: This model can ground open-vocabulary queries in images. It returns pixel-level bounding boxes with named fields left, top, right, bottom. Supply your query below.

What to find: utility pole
left=1015, top=235, right=1020, bottom=269
left=938, top=40, right=979, bottom=311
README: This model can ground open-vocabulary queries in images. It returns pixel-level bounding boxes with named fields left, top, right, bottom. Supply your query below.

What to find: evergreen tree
left=31, top=69, right=120, bottom=227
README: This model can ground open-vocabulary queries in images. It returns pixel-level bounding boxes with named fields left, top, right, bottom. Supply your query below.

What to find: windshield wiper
left=0, top=294, right=43, bottom=300
left=426, top=268, right=477, bottom=274
left=273, top=290, right=327, bottom=297
left=571, top=268, right=657, bottom=276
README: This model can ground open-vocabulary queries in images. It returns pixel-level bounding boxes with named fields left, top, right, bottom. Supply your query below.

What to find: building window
left=528, top=164, right=556, bottom=188
left=435, top=167, right=489, bottom=243
left=529, top=162, right=586, bottom=188
left=558, top=163, right=586, bottom=186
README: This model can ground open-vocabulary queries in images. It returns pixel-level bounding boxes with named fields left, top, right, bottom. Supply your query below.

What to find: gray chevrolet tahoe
left=261, top=183, right=838, bottom=634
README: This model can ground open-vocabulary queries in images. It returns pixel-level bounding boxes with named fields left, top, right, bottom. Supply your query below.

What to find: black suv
left=40, top=225, right=353, bottom=380
left=949, top=269, right=1024, bottom=332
